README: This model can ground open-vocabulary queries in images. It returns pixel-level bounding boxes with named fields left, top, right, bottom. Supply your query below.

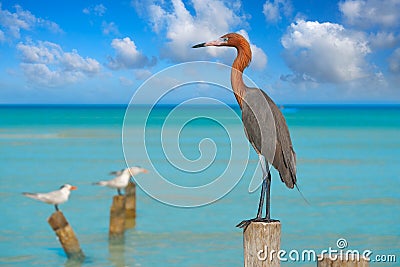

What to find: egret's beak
left=192, top=38, right=226, bottom=48
left=192, top=42, right=206, bottom=48
left=70, top=186, right=77, bottom=190
left=142, top=168, right=148, bottom=173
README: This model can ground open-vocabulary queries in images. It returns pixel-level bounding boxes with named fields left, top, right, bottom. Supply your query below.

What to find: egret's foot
left=236, top=218, right=279, bottom=229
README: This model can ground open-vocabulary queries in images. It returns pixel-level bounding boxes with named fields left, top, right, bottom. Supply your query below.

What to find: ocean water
left=0, top=105, right=399, bottom=266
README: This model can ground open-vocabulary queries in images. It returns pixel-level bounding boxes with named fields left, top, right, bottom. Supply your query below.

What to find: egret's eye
left=222, top=37, right=229, bottom=42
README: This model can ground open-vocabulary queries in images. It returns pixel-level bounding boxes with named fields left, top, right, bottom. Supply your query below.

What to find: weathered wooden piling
left=317, top=255, right=369, bottom=267
left=109, top=195, right=126, bottom=239
left=124, top=182, right=136, bottom=229
left=47, top=211, right=85, bottom=260
left=243, top=221, right=281, bottom=267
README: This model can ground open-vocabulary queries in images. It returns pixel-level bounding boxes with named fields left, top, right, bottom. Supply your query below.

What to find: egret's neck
left=231, top=48, right=250, bottom=108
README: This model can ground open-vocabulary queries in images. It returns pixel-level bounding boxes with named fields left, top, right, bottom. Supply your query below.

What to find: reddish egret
left=94, top=166, right=148, bottom=195
left=22, top=184, right=77, bottom=211
left=193, top=33, right=297, bottom=227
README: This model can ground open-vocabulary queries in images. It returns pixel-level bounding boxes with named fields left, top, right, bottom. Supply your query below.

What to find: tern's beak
left=192, top=38, right=226, bottom=48
left=70, top=186, right=77, bottom=190
left=142, top=168, right=149, bottom=173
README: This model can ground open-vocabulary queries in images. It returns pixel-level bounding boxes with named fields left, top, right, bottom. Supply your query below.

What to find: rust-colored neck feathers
left=230, top=37, right=252, bottom=108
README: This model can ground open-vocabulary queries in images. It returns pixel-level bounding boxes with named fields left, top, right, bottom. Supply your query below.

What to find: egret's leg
left=236, top=155, right=276, bottom=229
left=256, top=154, right=269, bottom=219
left=117, top=188, right=122, bottom=196
left=265, top=171, right=272, bottom=221
left=55, top=204, right=59, bottom=211
left=256, top=179, right=266, bottom=219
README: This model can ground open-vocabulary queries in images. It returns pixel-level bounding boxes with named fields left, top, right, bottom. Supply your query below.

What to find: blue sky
left=0, top=0, right=399, bottom=104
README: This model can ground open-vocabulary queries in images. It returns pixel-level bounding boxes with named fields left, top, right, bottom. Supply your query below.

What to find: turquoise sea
left=0, top=105, right=399, bottom=266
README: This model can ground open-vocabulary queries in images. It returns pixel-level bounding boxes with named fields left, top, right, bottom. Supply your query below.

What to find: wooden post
left=124, top=182, right=136, bottom=229
left=47, top=211, right=85, bottom=260
left=109, top=195, right=126, bottom=239
left=243, top=221, right=281, bottom=267
left=317, top=255, right=369, bottom=267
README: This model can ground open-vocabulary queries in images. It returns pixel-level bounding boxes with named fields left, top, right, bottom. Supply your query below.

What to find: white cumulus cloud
left=263, top=0, right=292, bottom=23
left=389, top=48, right=400, bottom=74
left=133, top=0, right=267, bottom=70
left=339, top=1, right=400, bottom=79
left=0, top=29, right=4, bottom=42
left=0, top=3, right=61, bottom=40
left=107, top=37, right=156, bottom=69
left=102, top=21, right=120, bottom=35
left=133, top=69, right=153, bottom=80
left=281, top=20, right=371, bottom=83
left=339, top=0, right=400, bottom=29
left=156, top=0, right=243, bottom=61
left=17, top=41, right=101, bottom=87
left=369, top=32, right=400, bottom=50
left=83, top=4, right=107, bottom=16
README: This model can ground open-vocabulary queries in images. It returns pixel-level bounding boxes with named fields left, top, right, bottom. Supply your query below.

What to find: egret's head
left=192, top=33, right=249, bottom=48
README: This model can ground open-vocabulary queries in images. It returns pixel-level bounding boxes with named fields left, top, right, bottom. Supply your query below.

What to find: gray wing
left=109, top=169, right=124, bottom=176
left=242, top=88, right=296, bottom=188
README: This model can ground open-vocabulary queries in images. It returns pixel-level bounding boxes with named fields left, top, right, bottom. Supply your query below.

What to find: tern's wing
left=23, top=192, right=41, bottom=201
left=23, top=189, right=66, bottom=204
left=109, top=169, right=124, bottom=176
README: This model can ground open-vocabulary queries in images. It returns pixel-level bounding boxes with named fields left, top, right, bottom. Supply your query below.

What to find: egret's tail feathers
left=93, top=181, right=108, bottom=186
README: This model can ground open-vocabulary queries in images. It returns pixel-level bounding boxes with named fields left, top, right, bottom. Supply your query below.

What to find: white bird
left=22, top=184, right=77, bottom=211
left=94, top=166, right=148, bottom=195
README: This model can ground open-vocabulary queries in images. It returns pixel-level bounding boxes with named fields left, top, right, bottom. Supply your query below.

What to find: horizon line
left=1, top=103, right=400, bottom=108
